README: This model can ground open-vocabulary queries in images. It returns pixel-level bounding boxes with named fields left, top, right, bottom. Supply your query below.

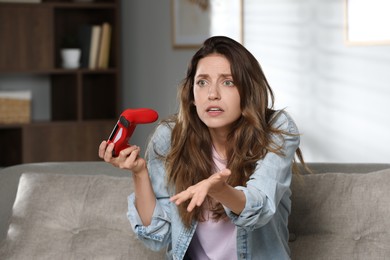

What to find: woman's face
left=193, top=54, right=241, bottom=135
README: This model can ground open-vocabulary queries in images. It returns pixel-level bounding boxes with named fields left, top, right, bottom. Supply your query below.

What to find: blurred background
left=121, top=0, right=390, bottom=163
left=1, top=0, right=389, bottom=163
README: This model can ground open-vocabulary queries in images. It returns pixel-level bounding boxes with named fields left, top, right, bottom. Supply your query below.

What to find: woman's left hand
left=170, top=169, right=231, bottom=212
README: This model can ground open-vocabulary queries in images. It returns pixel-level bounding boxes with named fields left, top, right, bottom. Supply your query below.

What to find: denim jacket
left=127, top=111, right=300, bottom=260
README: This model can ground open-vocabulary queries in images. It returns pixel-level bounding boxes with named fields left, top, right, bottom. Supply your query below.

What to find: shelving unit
left=0, top=0, right=121, bottom=166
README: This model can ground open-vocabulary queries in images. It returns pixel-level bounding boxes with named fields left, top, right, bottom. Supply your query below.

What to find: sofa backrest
left=289, top=165, right=390, bottom=259
left=0, top=168, right=165, bottom=259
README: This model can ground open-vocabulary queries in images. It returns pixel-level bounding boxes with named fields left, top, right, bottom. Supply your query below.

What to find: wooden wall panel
left=22, top=121, right=114, bottom=163
left=0, top=5, right=53, bottom=70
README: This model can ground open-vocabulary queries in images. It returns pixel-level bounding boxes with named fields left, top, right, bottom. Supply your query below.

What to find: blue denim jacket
left=127, top=111, right=300, bottom=260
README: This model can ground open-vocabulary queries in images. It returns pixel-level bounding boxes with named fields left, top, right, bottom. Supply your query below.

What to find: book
left=97, top=22, right=112, bottom=69
left=88, top=25, right=102, bottom=69
left=78, top=25, right=92, bottom=68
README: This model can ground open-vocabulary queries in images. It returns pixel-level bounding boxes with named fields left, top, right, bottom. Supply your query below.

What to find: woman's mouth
left=206, top=107, right=224, bottom=115
left=207, top=107, right=223, bottom=112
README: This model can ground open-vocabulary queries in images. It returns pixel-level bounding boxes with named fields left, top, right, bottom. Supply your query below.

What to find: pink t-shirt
left=186, top=147, right=237, bottom=260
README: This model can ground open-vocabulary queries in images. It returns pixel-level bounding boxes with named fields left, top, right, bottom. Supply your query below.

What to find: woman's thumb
left=219, top=168, right=231, bottom=180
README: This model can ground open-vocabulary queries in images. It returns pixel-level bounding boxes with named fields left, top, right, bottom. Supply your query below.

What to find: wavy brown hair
left=162, top=36, right=306, bottom=228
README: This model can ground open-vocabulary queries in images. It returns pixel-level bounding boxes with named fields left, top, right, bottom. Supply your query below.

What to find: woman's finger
left=186, top=191, right=207, bottom=212
left=126, top=146, right=140, bottom=161
left=103, top=143, right=115, bottom=162
left=98, top=141, right=107, bottom=158
left=170, top=189, right=192, bottom=205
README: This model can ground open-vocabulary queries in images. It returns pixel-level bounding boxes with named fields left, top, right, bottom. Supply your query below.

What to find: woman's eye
left=197, top=79, right=207, bottom=87
left=223, top=80, right=235, bottom=87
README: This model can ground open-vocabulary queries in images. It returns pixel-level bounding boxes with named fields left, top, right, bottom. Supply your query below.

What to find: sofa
left=0, top=162, right=389, bottom=259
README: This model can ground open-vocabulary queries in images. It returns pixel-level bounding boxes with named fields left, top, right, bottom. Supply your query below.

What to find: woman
left=99, top=36, right=307, bottom=259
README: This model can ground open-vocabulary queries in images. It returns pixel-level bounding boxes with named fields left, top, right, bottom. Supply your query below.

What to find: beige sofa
left=0, top=162, right=389, bottom=259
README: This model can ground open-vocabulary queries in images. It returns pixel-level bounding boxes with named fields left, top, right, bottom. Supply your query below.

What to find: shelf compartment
left=0, top=127, right=23, bottom=166
left=54, top=7, right=116, bottom=69
left=51, top=74, right=79, bottom=121
left=82, top=73, right=117, bottom=120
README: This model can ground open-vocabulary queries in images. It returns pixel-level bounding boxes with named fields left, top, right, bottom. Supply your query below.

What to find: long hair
left=163, top=36, right=305, bottom=227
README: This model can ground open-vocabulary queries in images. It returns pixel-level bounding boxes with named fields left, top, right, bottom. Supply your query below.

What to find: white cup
left=61, top=49, right=81, bottom=69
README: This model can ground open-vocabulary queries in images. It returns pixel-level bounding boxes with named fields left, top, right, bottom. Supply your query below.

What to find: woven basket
left=0, top=92, right=31, bottom=124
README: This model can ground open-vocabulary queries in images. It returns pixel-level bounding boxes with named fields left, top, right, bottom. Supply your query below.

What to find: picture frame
left=171, top=0, right=243, bottom=48
left=344, top=0, right=390, bottom=45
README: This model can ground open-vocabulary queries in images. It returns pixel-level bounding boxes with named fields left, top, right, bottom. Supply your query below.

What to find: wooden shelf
left=0, top=120, right=116, bottom=166
left=0, top=2, right=116, bottom=7
left=0, top=0, right=121, bottom=166
left=0, top=68, right=117, bottom=74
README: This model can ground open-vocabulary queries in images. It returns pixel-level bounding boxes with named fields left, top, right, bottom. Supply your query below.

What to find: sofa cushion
left=289, top=168, right=390, bottom=259
left=0, top=172, right=164, bottom=259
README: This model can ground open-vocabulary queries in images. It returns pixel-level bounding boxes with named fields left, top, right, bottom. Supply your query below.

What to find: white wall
left=121, top=0, right=193, bottom=150
left=244, top=0, right=390, bottom=162
left=123, top=0, right=390, bottom=163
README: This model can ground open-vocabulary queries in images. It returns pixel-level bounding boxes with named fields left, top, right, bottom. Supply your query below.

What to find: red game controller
left=107, top=108, right=159, bottom=157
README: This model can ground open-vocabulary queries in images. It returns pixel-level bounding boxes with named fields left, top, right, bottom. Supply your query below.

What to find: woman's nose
left=208, top=85, right=220, bottom=100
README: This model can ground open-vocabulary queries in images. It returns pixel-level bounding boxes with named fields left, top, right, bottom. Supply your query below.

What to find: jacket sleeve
left=127, top=123, right=173, bottom=251
left=224, top=111, right=300, bottom=230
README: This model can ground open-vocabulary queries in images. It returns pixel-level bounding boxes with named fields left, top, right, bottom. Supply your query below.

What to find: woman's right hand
left=98, top=141, right=147, bottom=174
left=100, top=141, right=156, bottom=226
